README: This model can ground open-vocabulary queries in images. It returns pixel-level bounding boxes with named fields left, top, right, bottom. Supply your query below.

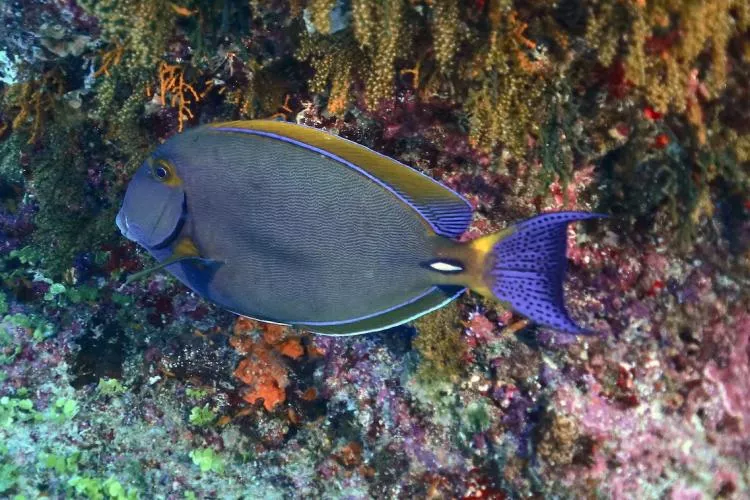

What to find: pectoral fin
left=124, top=237, right=220, bottom=285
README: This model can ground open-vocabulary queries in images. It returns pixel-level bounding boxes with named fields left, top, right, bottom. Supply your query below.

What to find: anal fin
left=297, top=286, right=465, bottom=336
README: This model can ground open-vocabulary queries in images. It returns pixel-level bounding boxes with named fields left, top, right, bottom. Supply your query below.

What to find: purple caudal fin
left=489, top=212, right=605, bottom=334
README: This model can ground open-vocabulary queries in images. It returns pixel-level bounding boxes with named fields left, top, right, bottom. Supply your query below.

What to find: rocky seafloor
left=1, top=1, right=749, bottom=498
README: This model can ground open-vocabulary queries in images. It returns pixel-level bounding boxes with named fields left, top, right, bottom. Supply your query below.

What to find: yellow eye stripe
left=152, top=159, right=182, bottom=187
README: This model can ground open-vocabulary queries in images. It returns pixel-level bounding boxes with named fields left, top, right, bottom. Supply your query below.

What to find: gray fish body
left=118, top=120, right=598, bottom=335
left=154, top=128, right=439, bottom=324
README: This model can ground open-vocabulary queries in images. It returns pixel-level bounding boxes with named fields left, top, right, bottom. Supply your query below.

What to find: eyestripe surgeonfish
left=116, top=120, right=602, bottom=335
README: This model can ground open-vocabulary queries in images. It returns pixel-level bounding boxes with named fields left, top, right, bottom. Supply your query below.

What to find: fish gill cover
left=0, top=0, right=748, bottom=498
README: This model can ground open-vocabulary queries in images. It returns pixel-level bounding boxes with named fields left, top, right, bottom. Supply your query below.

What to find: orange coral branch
left=516, top=50, right=546, bottom=74
left=9, top=68, right=65, bottom=144
left=501, top=319, right=529, bottom=335
left=157, top=62, right=201, bottom=132
left=169, top=3, right=196, bottom=16
left=280, top=94, right=293, bottom=113
left=509, top=12, right=536, bottom=50
left=400, top=62, right=421, bottom=89
left=94, top=42, right=124, bottom=78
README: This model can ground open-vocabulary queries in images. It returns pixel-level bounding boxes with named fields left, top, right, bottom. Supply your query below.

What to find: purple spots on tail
left=490, top=212, right=605, bottom=334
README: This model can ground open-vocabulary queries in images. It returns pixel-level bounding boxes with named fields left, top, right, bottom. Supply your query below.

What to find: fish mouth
left=115, top=199, right=187, bottom=250
left=115, top=210, right=150, bottom=245
left=116, top=210, right=137, bottom=242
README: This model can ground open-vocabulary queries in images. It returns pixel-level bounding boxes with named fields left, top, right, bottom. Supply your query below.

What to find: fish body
left=117, top=120, right=600, bottom=335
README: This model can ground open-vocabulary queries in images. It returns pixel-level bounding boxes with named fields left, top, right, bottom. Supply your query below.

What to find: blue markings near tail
left=490, top=212, right=606, bottom=334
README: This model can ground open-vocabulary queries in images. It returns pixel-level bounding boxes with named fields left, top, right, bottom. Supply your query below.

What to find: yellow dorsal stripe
left=208, top=120, right=471, bottom=236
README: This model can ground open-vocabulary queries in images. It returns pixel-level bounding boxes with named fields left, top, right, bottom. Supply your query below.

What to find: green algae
left=460, top=399, right=493, bottom=435
left=5, top=313, right=55, bottom=343
left=97, top=378, right=127, bottom=396
left=0, top=447, right=20, bottom=495
left=185, top=387, right=209, bottom=400
left=40, top=451, right=81, bottom=475
left=189, top=447, right=224, bottom=474
left=188, top=404, right=216, bottom=427
left=66, top=474, right=139, bottom=500
left=0, top=396, right=36, bottom=428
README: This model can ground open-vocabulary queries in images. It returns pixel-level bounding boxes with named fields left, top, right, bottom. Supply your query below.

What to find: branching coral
left=361, top=0, right=404, bottom=108
left=79, top=0, right=176, bottom=71
left=156, top=62, right=201, bottom=132
left=93, top=42, right=124, bottom=78
left=295, top=0, right=553, bottom=150
left=297, top=0, right=407, bottom=111
left=308, top=0, right=338, bottom=34
left=587, top=0, right=750, bottom=114
left=466, top=11, right=552, bottom=155
left=4, top=68, right=65, bottom=144
left=296, top=32, right=364, bottom=114
left=351, top=0, right=376, bottom=48
left=90, top=71, right=152, bottom=168
left=431, top=0, right=460, bottom=75
left=584, top=1, right=631, bottom=67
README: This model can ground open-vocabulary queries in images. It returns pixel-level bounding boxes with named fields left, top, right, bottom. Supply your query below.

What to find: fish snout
left=116, top=210, right=141, bottom=243
left=115, top=209, right=127, bottom=236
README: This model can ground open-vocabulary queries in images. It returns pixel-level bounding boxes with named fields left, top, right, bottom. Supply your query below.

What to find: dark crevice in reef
left=70, top=313, right=128, bottom=388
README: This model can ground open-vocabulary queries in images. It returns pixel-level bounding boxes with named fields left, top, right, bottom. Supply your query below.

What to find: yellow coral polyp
left=309, top=0, right=337, bottom=34
left=432, top=0, right=460, bottom=74
left=364, top=0, right=402, bottom=109
left=296, top=33, right=363, bottom=115
left=590, top=0, right=750, bottom=114
left=466, top=11, right=549, bottom=154
left=79, top=0, right=177, bottom=70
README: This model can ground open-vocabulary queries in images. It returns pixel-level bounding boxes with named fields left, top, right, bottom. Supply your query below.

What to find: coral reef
left=0, top=0, right=748, bottom=498
left=413, top=304, right=466, bottom=382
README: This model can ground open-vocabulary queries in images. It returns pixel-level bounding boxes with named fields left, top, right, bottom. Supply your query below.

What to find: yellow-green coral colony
left=3, top=0, right=748, bottom=278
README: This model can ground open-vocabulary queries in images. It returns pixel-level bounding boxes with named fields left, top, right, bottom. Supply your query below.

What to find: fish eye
left=151, top=160, right=174, bottom=182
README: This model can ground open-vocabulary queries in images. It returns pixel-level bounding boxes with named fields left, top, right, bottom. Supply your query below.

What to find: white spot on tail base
left=429, top=261, right=464, bottom=272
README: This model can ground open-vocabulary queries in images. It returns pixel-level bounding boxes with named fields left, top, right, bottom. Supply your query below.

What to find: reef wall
left=0, top=1, right=748, bottom=498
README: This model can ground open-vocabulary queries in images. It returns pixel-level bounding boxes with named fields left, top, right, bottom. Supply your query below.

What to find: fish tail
left=464, top=212, right=605, bottom=333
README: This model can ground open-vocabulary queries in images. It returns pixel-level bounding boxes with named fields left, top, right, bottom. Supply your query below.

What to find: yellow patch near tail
left=431, top=227, right=515, bottom=297
left=464, top=228, right=514, bottom=297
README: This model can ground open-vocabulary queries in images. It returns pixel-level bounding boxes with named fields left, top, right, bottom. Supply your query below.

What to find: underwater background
left=1, top=0, right=749, bottom=498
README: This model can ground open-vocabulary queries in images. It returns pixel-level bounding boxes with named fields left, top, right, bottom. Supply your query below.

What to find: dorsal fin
left=208, top=120, right=473, bottom=239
